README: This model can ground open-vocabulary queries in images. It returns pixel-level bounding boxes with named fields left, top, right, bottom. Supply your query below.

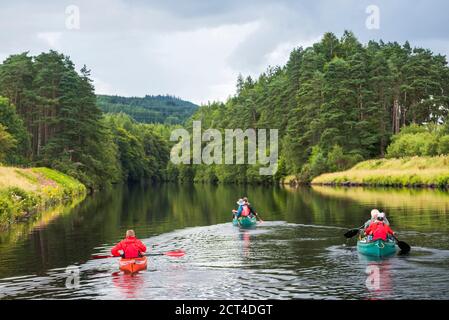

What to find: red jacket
left=365, top=222, right=394, bottom=241
left=111, top=236, right=147, bottom=259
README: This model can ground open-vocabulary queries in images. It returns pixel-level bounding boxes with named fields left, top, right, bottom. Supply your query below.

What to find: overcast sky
left=1, top=0, right=448, bottom=104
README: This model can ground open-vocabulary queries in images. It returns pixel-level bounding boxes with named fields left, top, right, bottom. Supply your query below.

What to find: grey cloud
left=0, top=0, right=448, bottom=104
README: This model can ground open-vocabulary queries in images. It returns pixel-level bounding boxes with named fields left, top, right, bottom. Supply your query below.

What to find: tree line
left=1, top=31, right=449, bottom=187
left=97, top=94, right=198, bottom=125
left=0, top=51, right=170, bottom=190
left=168, top=31, right=449, bottom=184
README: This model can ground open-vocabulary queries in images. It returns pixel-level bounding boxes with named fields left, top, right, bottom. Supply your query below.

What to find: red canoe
left=119, top=256, right=148, bottom=273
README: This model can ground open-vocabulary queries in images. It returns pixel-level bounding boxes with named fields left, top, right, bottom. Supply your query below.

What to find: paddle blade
left=344, top=228, right=360, bottom=238
left=397, top=241, right=411, bottom=254
left=164, top=250, right=185, bottom=257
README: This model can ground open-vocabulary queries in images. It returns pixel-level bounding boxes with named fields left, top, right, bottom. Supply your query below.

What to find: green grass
left=0, top=166, right=86, bottom=229
left=14, top=169, right=38, bottom=183
left=312, top=156, right=449, bottom=188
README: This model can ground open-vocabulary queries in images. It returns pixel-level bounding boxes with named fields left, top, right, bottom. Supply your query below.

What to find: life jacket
left=241, top=205, right=250, bottom=217
left=114, top=237, right=145, bottom=259
left=372, top=222, right=388, bottom=241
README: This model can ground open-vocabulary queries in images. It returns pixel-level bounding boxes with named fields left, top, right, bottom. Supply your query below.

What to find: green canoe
left=233, top=216, right=257, bottom=228
left=357, top=239, right=397, bottom=257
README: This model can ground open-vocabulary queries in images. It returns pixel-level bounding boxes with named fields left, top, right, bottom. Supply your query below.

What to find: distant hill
left=97, top=94, right=198, bottom=125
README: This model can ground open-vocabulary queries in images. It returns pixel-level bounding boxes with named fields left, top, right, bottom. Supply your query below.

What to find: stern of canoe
left=232, top=216, right=257, bottom=228
left=357, top=239, right=397, bottom=257
left=119, top=256, right=148, bottom=273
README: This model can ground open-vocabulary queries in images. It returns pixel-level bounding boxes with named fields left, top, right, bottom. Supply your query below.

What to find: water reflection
left=111, top=272, right=146, bottom=299
left=0, top=184, right=448, bottom=299
left=310, top=186, right=449, bottom=232
left=239, top=230, right=251, bottom=259
left=361, top=258, right=393, bottom=300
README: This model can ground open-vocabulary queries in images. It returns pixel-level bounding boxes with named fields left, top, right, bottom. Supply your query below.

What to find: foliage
left=0, top=97, right=29, bottom=164
left=327, top=145, right=363, bottom=172
left=0, top=124, right=17, bottom=162
left=104, top=113, right=170, bottom=182
left=386, top=124, right=449, bottom=158
left=0, top=52, right=121, bottom=189
left=178, top=31, right=449, bottom=183
left=97, top=94, right=198, bottom=125
left=437, top=135, right=449, bottom=155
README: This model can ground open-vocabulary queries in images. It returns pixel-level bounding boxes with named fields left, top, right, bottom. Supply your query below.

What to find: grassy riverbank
left=0, top=166, right=86, bottom=229
left=311, top=156, right=449, bottom=188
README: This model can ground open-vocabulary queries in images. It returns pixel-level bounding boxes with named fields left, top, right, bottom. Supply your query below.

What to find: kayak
left=119, top=256, right=148, bottom=273
left=357, top=239, right=397, bottom=257
left=233, top=216, right=257, bottom=228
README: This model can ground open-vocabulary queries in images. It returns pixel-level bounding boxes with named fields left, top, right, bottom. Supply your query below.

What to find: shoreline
left=310, top=182, right=448, bottom=189
left=312, top=156, right=449, bottom=189
left=0, top=166, right=86, bottom=230
left=284, top=156, right=449, bottom=190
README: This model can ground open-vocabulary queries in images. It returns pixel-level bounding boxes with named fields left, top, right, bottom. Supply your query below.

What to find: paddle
left=392, top=235, right=411, bottom=254
left=92, top=249, right=185, bottom=260
left=255, top=213, right=264, bottom=223
left=344, top=225, right=364, bottom=238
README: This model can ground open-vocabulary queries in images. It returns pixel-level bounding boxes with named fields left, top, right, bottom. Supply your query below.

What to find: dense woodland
left=97, top=94, right=198, bottom=125
left=1, top=32, right=449, bottom=188
left=0, top=51, right=170, bottom=190
left=170, top=31, right=449, bottom=184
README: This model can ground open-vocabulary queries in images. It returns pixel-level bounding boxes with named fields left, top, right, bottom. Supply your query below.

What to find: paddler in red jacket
left=111, top=230, right=147, bottom=259
left=365, top=213, right=395, bottom=241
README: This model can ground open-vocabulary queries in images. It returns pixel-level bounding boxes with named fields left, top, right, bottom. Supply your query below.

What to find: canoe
left=119, top=256, right=148, bottom=273
left=233, top=216, right=257, bottom=228
left=357, top=239, right=397, bottom=257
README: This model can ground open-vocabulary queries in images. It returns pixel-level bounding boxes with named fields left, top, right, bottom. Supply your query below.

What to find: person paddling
left=243, top=197, right=262, bottom=221
left=380, top=211, right=390, bottom=225
left=364, top=213, right=395, bottom=242
left=364, top=209, right=380, bottom=229
left=111, top=230, right=147, bottom=259
left=233, top=198, right=250, bottom=219
left=364, top=209, right=390, bottom=229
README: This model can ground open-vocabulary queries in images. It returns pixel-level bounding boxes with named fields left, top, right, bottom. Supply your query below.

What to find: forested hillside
left=97, top=94, right=198, bottom=125
left=1, top=31, right=449, bottom=188
left=0, top=51, right=170, bottom=190
left=170, top=31, right=449, bottom=184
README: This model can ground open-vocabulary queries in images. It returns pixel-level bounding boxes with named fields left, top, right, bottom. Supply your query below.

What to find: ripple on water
left=1, top=221, right=449, bottom=299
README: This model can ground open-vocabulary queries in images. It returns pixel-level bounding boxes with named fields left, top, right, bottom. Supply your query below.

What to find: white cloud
left=142, top=22, right=260, bottom=104
left=0, top=53, right=7, bottom=64
left=92, top=77, right=115, bottom=95
left=1, top=0, right=448, bottom=105
left=37, top=32, right=62, bottom=49
left=264, top=37, right=321, bottom=68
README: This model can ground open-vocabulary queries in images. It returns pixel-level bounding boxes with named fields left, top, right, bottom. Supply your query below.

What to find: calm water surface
left=0, top=184, right=448, bottom=299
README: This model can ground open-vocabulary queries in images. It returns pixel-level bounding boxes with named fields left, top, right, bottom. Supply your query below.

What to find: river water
left=0, top=184, right=448, bottom=300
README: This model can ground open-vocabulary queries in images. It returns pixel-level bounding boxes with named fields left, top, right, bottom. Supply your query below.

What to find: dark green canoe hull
left=233, top=216, right=257, bottom=228
left=357, top=239, right=397, bottom=257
